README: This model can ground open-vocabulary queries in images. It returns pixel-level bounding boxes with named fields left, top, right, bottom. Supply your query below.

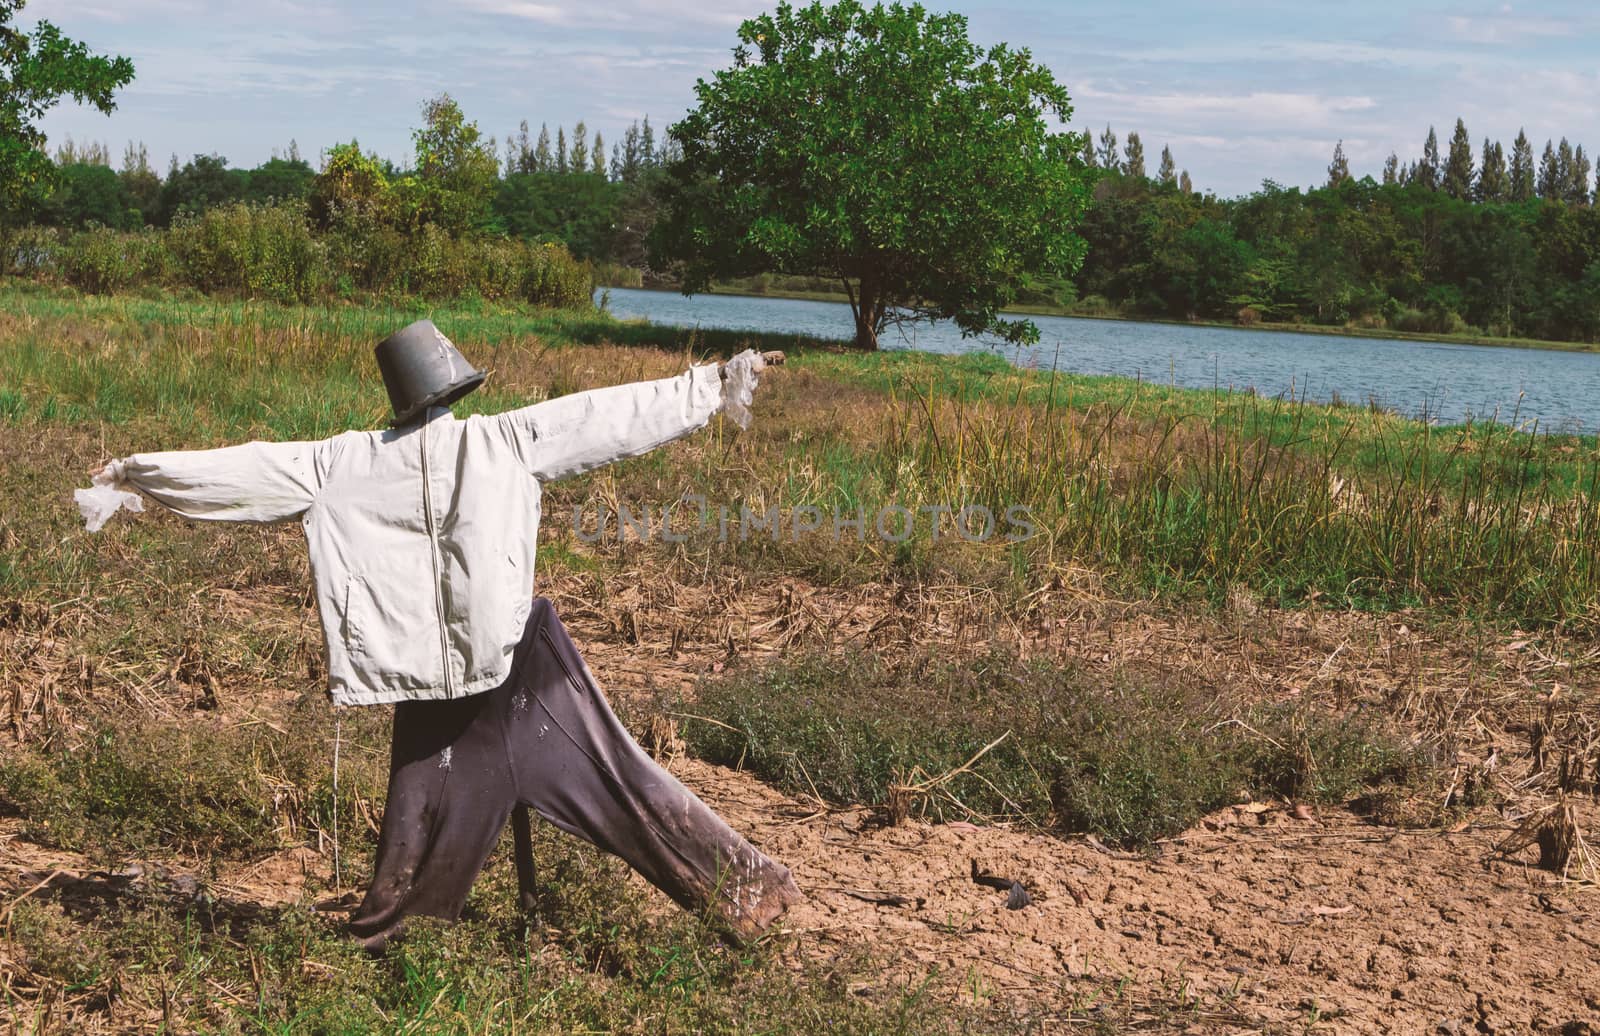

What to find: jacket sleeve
left=119, top=440, right=324, bottom=523
left=492, top=365, right=725, bottom=482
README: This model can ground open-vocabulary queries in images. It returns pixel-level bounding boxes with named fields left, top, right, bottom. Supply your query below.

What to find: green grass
left=679, top=650, right=1421, bottom=850
left=0, top=704, right=392, bottom=867
left=2, top=817, right=1012, bottom=1034
left=6, top=282, right=1597, bottom=629
left=0, top=282, right=833, bottom=442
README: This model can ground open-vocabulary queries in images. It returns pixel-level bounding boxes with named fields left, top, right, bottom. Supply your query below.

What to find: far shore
left=598, top=280, right=1600, bottom=356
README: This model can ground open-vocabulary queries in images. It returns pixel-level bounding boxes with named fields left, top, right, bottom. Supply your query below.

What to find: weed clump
left=0, top=701, right=391, bottom=865
left=682, top=650, right=1419, bottom=849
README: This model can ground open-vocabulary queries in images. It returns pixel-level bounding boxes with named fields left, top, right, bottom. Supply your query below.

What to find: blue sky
left=25, top=0, right=1600, bottom=198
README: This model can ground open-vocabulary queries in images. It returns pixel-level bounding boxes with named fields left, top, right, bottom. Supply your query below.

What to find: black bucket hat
left=375, top=319, right=488, bottom=426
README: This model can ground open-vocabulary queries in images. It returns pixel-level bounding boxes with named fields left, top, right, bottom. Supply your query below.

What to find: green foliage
left=307, top=139, right=394, bottom=230
left=41, top=161, right=136, bottom=229
left=156, top=153, right=244, bottom=226
left=494, top=170, right=621, bottom=259
left=1076, top=173, right=1600, bottom=343
left=682, top=649, right=1418, bottom=848
left=57, top=223, right=170, bottom=291
left=0, top=0, right=134, bottom=232
left=240, top=155, right=315, bottom=205
left=166, top=201, right=327, bottom=302
left=653, top=0, right=1092, bottom=349
left=32, top=201, right=595, bottom=307
left=409, top=93, right=500, bottom=233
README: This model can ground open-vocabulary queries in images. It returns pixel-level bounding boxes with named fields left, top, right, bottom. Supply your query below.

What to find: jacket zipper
left=420, top=414, right=455, bottom=697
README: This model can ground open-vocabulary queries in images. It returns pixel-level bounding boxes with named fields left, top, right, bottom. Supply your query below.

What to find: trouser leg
left=505, top=600, right=801, bottom=942
left=346, top=692, right=516, bottom=952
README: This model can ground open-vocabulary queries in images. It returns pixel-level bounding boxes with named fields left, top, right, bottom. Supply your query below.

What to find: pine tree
left=1477, top=139, right=1507, bottom=201
left=1380, top=152, right=1398, bottom=185
left=533, top=123, right=552, bottom=172
left=640, top=116, right=656, bottom=168
left=512, top=120, right=533, bottom=173
left=1179, top=169, right=1192, bottom=193
left=1442, top=118, right=1474, bottom=199
left=1538, top=140, right=1560, bottom=199
left=591, top=132, right=605, bottom=176
left=1415, top=126, right=1440, bottom=189
left=288, top=139, right=301, bottom=164
left=1157, top=144, right=1176, bottom=186
left=571, top=121, right=588, bottom=172
left=1097, top=124, right=1118, bottom=169
left=120, top=140, right=150, bottom=176
left=1571, top=145, right=1593, bottom=205
left=1122, top=131, right=1145, bottom=178
left=1509, top=129, right=1535, bottom=200
left=1556, top=138, right=1575, bottom=199
left=555, top=127, right=569, bottom=174
left=1326, top=140, right=1351, bottom=187
left=613, top=121, right=642, bottom=181
left=54, top=135, right=107, bottom=165
left=1080, top=133, right=1097, bottom=168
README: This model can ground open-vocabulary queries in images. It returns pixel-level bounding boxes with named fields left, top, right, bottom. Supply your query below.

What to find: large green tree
left=652, top=0, right=1091, bottom=349
left=0, top=0, right=133, bottom=235
left=410, top=94, right=499, bottom=233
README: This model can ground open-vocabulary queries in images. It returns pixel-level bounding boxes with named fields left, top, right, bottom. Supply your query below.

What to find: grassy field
left=1, top=285, right=1596, bottom=1032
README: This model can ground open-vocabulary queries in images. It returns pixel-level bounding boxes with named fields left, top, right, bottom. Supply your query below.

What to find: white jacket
left=104, top=364, right=729, bottom=706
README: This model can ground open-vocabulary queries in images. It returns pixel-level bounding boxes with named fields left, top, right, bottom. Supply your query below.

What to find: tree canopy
left=0, top=0, right=133, bottom=233
left=651, top=0, right=1092, bottom=349
left=410, top=94, right=499, bottom=233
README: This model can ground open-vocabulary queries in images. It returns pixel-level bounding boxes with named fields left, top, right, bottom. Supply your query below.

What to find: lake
left=599, top=286, right=1600, bottom=432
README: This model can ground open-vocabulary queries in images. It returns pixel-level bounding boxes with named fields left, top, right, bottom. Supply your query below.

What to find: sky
left=23, top=0, right=1600, bottom=198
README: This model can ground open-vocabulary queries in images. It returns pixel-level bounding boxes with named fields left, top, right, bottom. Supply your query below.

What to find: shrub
left=1070, top=293, right=1118, bottom=317
left=59, top=226, right=172, bottom=294
left=1, top=224, right=62, bottom=277
left=10, top=204, right=592, bottom=309
left=167, top=202, right=327, bottom=303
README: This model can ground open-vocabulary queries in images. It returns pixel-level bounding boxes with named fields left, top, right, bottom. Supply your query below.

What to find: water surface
left=600, top=287, right=1600, bottom=431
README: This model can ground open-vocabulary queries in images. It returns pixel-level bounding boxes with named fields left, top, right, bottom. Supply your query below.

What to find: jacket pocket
left=341, top=568, right=431, bottom=686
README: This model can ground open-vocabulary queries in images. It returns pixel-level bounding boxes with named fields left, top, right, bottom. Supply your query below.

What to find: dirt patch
left=690, top=756, right=1600, bottom=1034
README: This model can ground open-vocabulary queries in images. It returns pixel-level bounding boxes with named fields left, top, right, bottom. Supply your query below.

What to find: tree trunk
left=853, top=275, right=882, bottom=350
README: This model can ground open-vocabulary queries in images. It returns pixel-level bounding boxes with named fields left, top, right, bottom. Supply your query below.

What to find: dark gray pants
left=347, top=598, right=800, bottom=951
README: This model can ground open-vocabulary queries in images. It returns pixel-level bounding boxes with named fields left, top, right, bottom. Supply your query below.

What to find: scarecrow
left=76, top=321, right=801, bottom=949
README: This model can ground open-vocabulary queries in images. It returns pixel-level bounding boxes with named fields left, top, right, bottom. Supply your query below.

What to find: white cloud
left=457, top=0, right=571, bottom=25
left=1443, top=13, right=1578, bottom=44
left=454, top=0, right=759, bottom=30
left=1075, top=83, right=1376, bottom=130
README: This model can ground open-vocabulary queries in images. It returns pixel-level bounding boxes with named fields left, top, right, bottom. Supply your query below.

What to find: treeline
left=1074, top=117, right=1600, bottom=342
left=16, top=104, right=1600, bottom=342
left=2, top=97, right=655, bottom=308
left=26, top=110, right=675, bottom=271
left=1363, top=119, right=1597, bottom=204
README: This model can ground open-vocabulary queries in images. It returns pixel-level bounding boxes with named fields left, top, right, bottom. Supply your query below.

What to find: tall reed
left=875, top=373, right=1600, bottom=628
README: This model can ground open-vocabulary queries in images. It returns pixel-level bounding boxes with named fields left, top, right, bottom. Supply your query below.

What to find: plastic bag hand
left=76, top=459, right=143, bottom=532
